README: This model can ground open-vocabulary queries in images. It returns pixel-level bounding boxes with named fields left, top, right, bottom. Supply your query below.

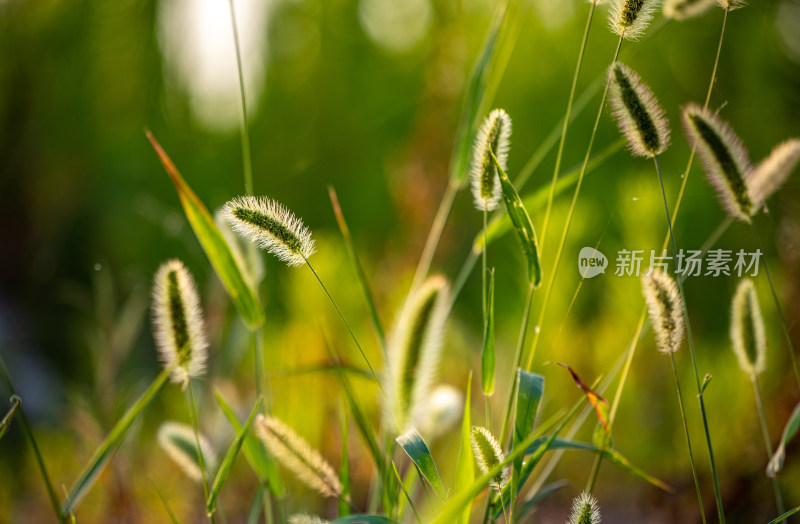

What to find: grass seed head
left=470, top=109, right=512, bottom=212
left=663, top=0, right=716, bottom=19
left=730, top=279, right=767, bottom=378
left=215, top=207, right=265, bottom=286
left=608, top=62, right=670, bottom=157
left=222, top=195, right=315, bottom=267
left=152, top=259, right=208, bottom=389
left=609, top=0, right=659, bottom=39
left=158, top=421, right=217, bottom=482
left=681, top=104, right=754, bottom=221
left=254, top=414, right=342, bottom=498
left=747, top=138, right=800, bottom=212
left=568, top=492, right=602, bottom=524
left=716, top=0, right=746, bottom=10
left=288, top=515, right=328, bottom=524
left=470, top=426, right=507, bottom=491
left=642, top=270, right=685, bottom=354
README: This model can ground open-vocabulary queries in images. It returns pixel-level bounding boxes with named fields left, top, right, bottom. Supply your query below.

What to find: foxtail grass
left=158, top=421, right=217, bottom=482
left=568, top=492, right=601, bottom=524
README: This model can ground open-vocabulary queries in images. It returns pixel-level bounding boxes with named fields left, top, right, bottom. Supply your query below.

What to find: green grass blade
left=63, top=369, right=170, bottom=514
left=768, top=400, right=800, bottom=478
left=0, top=395, right=20, bottom=440
left=455, top=372, right=474, bottom=524
left=396, top=428, right=447, bottom=501
left=339, top=405, right=351, bottom=518
left=331, top=516, right=397, bottom=524
left=768, top=506, right=800, bottom=524
left=213, top=389, right=285, bottom=497
left=207, top=397, right=263, bottom=515
left=491, top=153, right=542, bottom=287
left=146, top=131, right=265, bottom=330
left=481, top=271, right=496, bottom=396
left=511, top=371, right=544, bottom=511
left=152, top=479, right=183, bottom=524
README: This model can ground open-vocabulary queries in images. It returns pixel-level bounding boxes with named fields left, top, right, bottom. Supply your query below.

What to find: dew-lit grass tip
left=152, top=259, right=208, bottom=389
left=641, top=270, right=685, bottom=354
left=681, top=104, right=754, bottom=221
left=568, top=492, right=602, bottom=524
left=608, top=62, right=670, bottom=158
left=222, top=195, right=315, bottom=267
left=254, top=414, right=342, bottom=499
left=609, top=0, right=659, bottom=40
left=471, top=425, right=507, bottom=491
left=730, top=279, right=766, bottom=378
left=158, top=421, right=217, bottom=482
left=470, top=109, right=512, bottom=212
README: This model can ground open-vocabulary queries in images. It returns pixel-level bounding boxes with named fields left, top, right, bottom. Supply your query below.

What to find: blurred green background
left=1, top=0, right=800, bottom=522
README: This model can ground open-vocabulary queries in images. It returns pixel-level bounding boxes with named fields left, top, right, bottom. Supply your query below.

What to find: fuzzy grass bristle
left=215, top=207, right=265, bottom=286
left=730, top=279, right=766, bottom=378
left=254, top=414, right=342, bottom=499
left=568, top=492, right=602, bottom=524
left=716, top=0, right=746, bottom=10
left=642, top=270, right=685, bottom=354
left=682, top=104, right=754, bottom=221
left=663, top=0, right=716, bottom=19
left=222, top=195, right=315, bottom=267
left=288, top=515, right=328, bottom=524
left=384, top=275, right=451, bottom=433
left=470, top=426, right=507, bottom=491
left=152, top=259, right=208, bottom=389
left=158, top=421, right=217, bottom=482
left=747, top=138, right=800, bottom=212
left=609, top=0, right=659, bottom=39
left=608, top=62, right=670, bottom=157
left=470, top=109, right=512, bottom=212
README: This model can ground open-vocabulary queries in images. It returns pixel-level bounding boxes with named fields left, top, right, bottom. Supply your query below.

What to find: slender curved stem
left=753, top=376, right=785, bottom=514
left=228, top=0, right=253, bottom=195
left=187, top=383, right=215, bottom=524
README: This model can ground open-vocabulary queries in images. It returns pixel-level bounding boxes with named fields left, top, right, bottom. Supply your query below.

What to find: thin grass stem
left=228, top=0, right=253, bottom=195
left=187, top=383, right=215, bottom=524
left=410, top=181, right=459, bottom=294
left=752, top=376, right=785, bottom=514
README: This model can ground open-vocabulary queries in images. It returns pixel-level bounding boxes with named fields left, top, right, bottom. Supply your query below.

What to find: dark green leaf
left=511, top=371, right=544, bottom=510
left=396, top=428, right=447, bottom=501
left=768, top=400, right=800, bottom=478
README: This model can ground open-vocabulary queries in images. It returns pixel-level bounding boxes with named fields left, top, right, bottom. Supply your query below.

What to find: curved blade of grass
left=63, top=369, right=169, bottom=514
left=275, top=362, right=372, bottom=380
left=339, top=404, right=351, bottom=518
left=492, top=153, right=541, bottom=286
left=207, top=397, right=262, bottom=514
left=214, top=389, right=285, bottom=497
left=769, top=506, right=800, bottom=524
left=152, top=479, right=182, bottom=524
left=393, top=460, right=423, bottom=524
left=0, top=395, right=20, bottom=440
left=331, top=516, right=397, bottom=524
left=396, top=428, right=447, bottom=501
left=768, top=400, right=800, bottom=478
left=145, top=131, right=265, bottom=330
left=481, top=271, right=496, bottom=395
left=455, top=372, right=474, bottom=524
left=511, top=371, right=544, bottom=512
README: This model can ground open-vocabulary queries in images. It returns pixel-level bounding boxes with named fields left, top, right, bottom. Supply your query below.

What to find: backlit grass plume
left=642, top=270, right=685, bottom=354
left=748, top=139, right=800, bottom=212
left=470, top=109, right=512, bottom=212
left=608, top=62, right=670, bottom=157
left=288, top=515, right=327, bottom=524
left=158, top=421, right=217, bottom=482
left=215, top=207, right=265, bottom=286
left=152, top=259, right=208, bottom=389
left=730, top=279, right=767, bottom=378
left=609, top=0, right=659, bottom=39
left=568, top=492, right=602, bottom=524
left=384, top=275, right=451, bottom=432
left=222, top=195, right=315, bottom=267
left=254, top=414, right=342, bottom=498
left=682, top=104, right=754, bottom=221
left=471, top=426, right=507, bottom=491
left=663, top=0, right=716, bottom=19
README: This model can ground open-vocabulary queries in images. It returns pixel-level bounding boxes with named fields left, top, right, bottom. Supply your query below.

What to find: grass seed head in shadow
left=470, top=426, right=507, bottom=491
left=608, top=62, right=670, bottom=158
left=663, top=0, right=716, bottom=19
left=384, top=275, right=451, bottom=433
left=642, top=270, right=685, bottom=354
left=568, top=492, right=602, bottom=524
left=730, top=279, right=766, bottom=378
left=158, top=421, right=217, bottom=482
left=254, top=414, right=342, bottom=499
left=470, top=109, right=512, bottom=212
left=152, top=259, right=208, bottom=389
left=682, top=104, right=754, bottom=221
left=747, top=138, right=800, bottom=213
left=609, top=0, right=659, bottom=39
left=223, top=195, right=315, bottom=267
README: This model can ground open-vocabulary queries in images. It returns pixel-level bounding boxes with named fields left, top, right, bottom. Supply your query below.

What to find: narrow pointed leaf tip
left=568, top=492, right=602, bottom=524
left=471, top=426, right=507, bottom=491
left=641, top=270, right=685, bottom=354
left=681, top=104, right=754, bottom=221
left=396, top=428, right=448, bottom=500
left=158, top=421, right=217, bottom=482
left=254, top=414, right=342, bottom=498
left=551, top=362, right=610, bottom=434
left=152, top=260, right=208, bottom=388
left=748, top=139, right=800, bottom=212
left=663, top=0, right=716, bottom=20
left=470, top=109, right=512, bottom=212
left=730, top=279, right=766, bottom=378
left=223, top=195, right=315, bottom=267
left=609, top=0, right=659, bottom=39
left=608, top=63, right=670, bottom=158
left=384, top=275, right=450, bottom=433
left=767, top=401, right=800, bottom=478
